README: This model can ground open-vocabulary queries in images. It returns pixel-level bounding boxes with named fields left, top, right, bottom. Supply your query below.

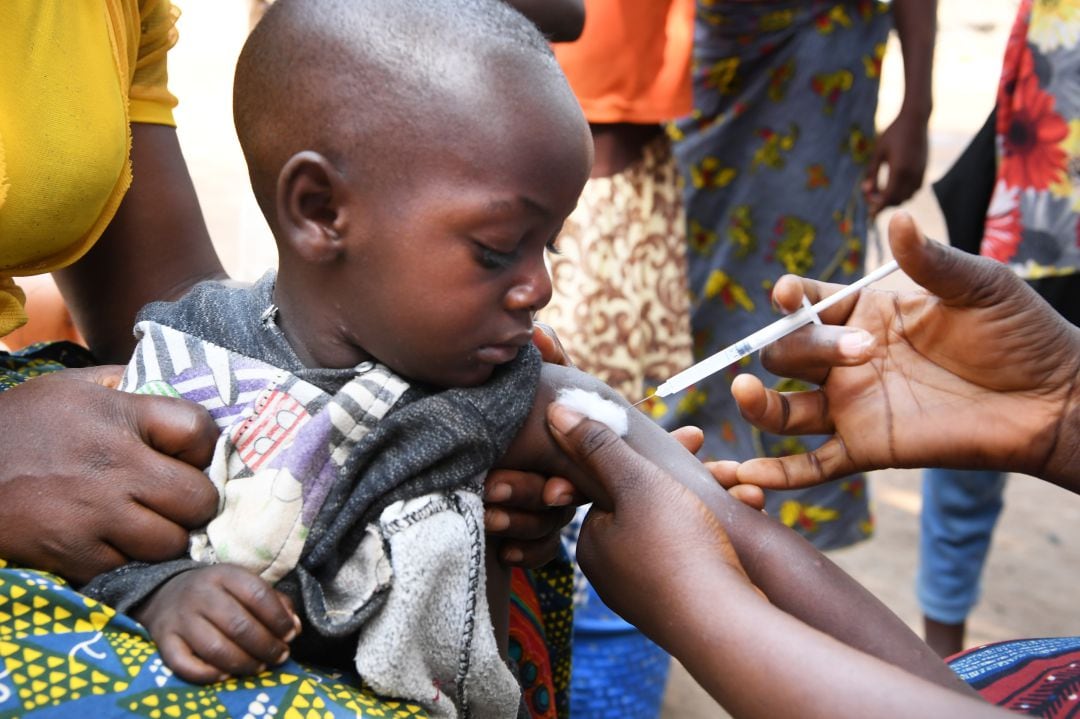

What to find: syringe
left=642, top=259, right=900, bottom=403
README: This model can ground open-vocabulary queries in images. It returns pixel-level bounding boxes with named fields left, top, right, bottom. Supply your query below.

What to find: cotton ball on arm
left=555, top=388, right=629, bottom=437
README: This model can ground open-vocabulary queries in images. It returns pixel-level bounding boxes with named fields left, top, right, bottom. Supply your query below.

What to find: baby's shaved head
left=234, top=0, right=561, bottom=225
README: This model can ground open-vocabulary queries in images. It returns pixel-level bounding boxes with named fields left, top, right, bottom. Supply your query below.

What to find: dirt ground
left=166, top=2, right=1080, bottom=717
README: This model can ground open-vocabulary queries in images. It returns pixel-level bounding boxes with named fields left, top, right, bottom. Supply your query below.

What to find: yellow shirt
left=0, top=0, right=180, bottom=336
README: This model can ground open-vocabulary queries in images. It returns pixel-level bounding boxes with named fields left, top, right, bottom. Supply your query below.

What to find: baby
left=84, top=0, right=591, bottom=716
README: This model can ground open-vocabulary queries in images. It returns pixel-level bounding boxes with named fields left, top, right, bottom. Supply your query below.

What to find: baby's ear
left=275, top=151, right=349, bottom=263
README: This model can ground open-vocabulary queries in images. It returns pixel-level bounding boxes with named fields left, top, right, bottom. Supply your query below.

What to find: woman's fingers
left=669, top=425, right=705, bottom=454
left=735, top=437, right=857, bottom=490
left=759, top=324, right=876, bottom=384
left=762, top=274, right=878, bottom=383
left=730, top=374, right=835, bottom=436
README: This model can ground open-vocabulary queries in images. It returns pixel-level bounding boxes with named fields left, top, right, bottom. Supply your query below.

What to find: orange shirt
left=554, top=0, right=695, bottom=124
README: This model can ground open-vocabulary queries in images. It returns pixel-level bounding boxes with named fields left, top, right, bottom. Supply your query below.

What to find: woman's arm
left=500, top=362, right=975, bottom=696
left=547, top=407, right=1005, bottom=718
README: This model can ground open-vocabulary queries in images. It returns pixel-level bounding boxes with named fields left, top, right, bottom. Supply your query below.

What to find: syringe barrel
left=657, top=307, right=813, bottom=397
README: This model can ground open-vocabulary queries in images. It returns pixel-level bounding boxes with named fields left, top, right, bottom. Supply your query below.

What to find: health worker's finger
left=546, top=404, right=660, bottom=511
left=888, top=211, right=1021, bottom=310
left=484, top=469, right=549, bottom=510
left=758, top=324, right=877, bottom=384
left=771, top=274, right=861, bottom=325
left=669, top=425, right=705, bottom=455
left=735, top=437, right=856, bottom=490
left=485, top=505, right=575, bottom=541
left=730, top=374, right=835, bottom=437
left=704, top=459, right=741, bottom=489
left=499, top=532, right=563, bottom=568
left=541, top=476, right=584, bottom=508
left=729, top=484, right=766, bottom=511
left=701, top=459, right=767, bottom=511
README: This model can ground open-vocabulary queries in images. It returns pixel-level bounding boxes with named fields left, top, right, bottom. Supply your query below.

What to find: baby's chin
left=404, top=361, right=497, bottom=391
left=398, top=343, right=531, bottom=390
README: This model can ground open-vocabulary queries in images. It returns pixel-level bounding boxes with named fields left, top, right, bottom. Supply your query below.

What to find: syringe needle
left=652, top=259, right=901, bottom=399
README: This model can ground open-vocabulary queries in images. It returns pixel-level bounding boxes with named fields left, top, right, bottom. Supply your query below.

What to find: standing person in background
left=920, top=0, right=1080, bottom=658
left=539, top=0, right=695, bottom=402
left=538, top=4, right=695, bottom=715
left=659, top=0, right=935, bottom=549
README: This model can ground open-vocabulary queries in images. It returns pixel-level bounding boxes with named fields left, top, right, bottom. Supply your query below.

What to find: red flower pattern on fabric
left=982, top=205, right=1023, bottom=262
left=981, top=181, right=1023, bottom=262
left=998, top=40, right=1068, bottom=191
left=996, top=0, right=1032, bottom=111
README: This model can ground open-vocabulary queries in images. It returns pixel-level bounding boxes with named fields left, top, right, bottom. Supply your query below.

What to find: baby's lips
left=476, top=343, right=523, bottom=365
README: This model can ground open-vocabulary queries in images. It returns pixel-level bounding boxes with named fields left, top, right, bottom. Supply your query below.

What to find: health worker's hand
left=730, top=212, right=1080, bottom=492
left=545, top=403, right=754, bottom=637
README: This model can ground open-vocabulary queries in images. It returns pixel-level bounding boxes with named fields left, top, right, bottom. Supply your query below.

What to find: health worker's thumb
left=546, top=403, right=656, bottom=512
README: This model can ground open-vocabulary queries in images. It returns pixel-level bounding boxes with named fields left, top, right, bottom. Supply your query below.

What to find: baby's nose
left=507, top=261, right=552, bottom=313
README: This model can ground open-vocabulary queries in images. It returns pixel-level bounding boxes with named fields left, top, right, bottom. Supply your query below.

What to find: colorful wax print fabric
left=950, top=637, right=1080, bottom=717
left=655, top=0, right=890, bottom=549
left=981, top=0, right=1080, bottom=279
left=0, top=561, right=572, bottom=719
left=0, top=563, right=428, bottom=718
left=0, top=341, right=94, bottom=392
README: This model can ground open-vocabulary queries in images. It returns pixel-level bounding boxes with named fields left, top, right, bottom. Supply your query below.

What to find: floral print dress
left=653, top=0, right=892, bottom=549
left=981, top=0, right=1080, bottom=281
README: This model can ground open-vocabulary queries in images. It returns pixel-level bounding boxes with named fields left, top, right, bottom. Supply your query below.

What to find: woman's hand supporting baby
left=0, top=366, right=219, bottom=584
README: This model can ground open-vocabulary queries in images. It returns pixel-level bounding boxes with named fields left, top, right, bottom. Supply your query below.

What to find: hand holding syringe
left=636, top=260, right=900, bottom=405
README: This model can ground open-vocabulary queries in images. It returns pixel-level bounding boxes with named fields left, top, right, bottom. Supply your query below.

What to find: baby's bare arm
left=133, top=564, right=301, bottom=684
left=501, top=363, right=973, bottom=695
